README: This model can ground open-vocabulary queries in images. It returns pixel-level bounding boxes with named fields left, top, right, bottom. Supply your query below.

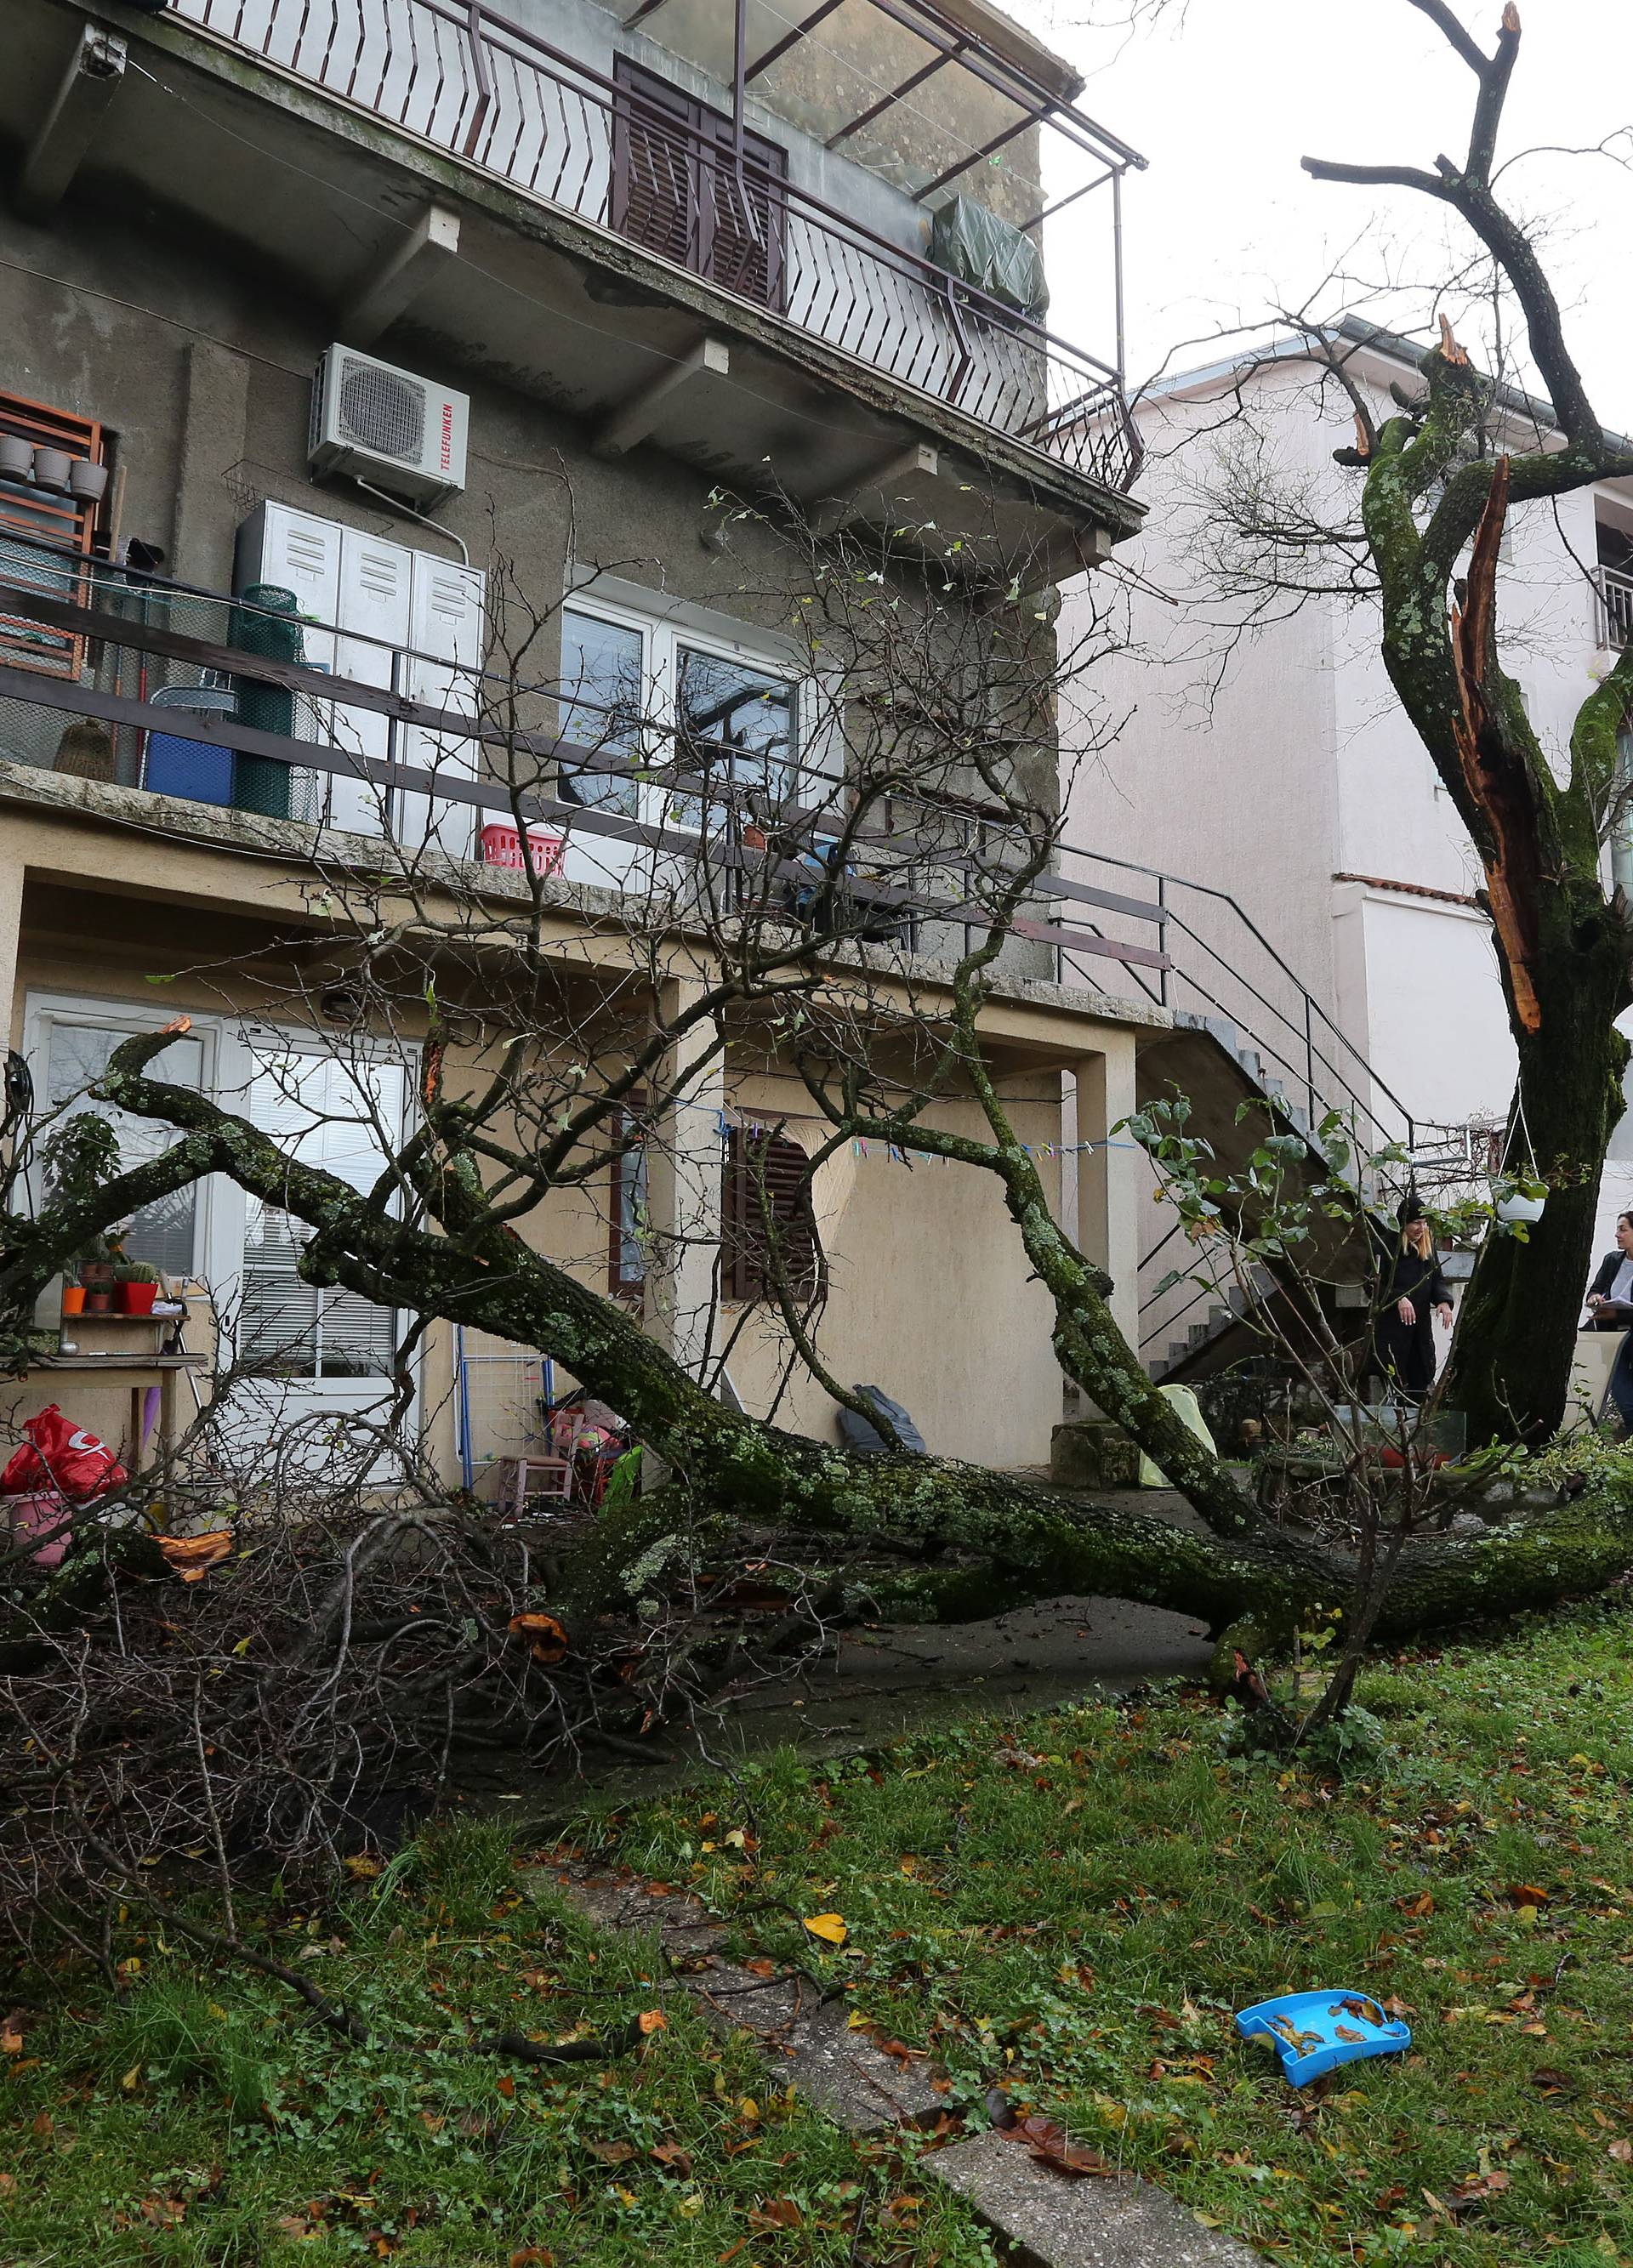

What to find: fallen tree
left=1, top=1021, right=1621, bottom=1666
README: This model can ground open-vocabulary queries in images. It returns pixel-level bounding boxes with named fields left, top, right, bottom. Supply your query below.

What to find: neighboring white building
left=1062, top=320, right=1633, bottom=1261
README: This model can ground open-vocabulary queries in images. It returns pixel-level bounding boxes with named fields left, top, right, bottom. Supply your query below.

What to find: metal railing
left=0, top=538, right=1171, bottom=979
left=1595, top=564, right=1633, bottom=650
left=166, top=0, right=1141, bottom=492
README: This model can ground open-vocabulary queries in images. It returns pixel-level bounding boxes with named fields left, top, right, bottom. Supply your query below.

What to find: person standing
left=1584, top=1212, right=1633, bottom=1430
left=1371, top=1197, right=1454, bottom=1400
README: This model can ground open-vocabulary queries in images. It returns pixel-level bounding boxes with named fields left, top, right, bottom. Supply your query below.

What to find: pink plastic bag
left=4, top=1492, right=73, bottom=1569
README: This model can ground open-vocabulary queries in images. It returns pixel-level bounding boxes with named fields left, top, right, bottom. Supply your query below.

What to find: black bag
left=838, top=1384, right=926, bottom=1457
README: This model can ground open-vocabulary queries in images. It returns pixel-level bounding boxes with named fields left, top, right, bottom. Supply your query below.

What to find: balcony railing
left=1596, top=564, right=1633, bottom=650
left=166, top=0, right=1141, bottom=494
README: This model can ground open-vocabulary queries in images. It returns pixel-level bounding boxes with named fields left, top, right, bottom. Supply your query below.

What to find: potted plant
left=38, top=1115, right=128, bottom=1316
left=60, top=1272, right=86, bottom=1317
left=114, top=1259, right=162, bottom=1315
left=1492, top=1173, right=1547, bottom=1225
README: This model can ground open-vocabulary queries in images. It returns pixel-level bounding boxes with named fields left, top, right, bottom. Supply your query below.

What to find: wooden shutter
left=721, top=1126, right=822, bottom=1302
left=612, top=59, right=701, bottom=272
left=612, top=60, right=787, bottom=313
left=0, top=390, right=104, bottom=679
left=607, top=1099, right=649, bottom=1298
left=703, top=123, right=787, bottom=312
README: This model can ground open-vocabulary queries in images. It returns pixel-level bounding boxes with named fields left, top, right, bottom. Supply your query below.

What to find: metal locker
left=400, top=554, right=486, bottom=861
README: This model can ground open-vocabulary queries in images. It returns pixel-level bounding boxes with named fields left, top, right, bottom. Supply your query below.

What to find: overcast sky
left=1017, top=0, right=1633, bottom=415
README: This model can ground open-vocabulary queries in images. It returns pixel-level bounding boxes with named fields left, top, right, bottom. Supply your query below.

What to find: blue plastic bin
left=1236, top=1988, right=1410, bottom=2086
left=141, top=685, right=237, bottom=806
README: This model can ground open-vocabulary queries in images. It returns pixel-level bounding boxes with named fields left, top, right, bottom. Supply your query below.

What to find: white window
left=237, top=1049, right=409, bottom=1382
left=36, top=1003, right=213, bottom=1277
left=557, top=590, right=808, bottom=841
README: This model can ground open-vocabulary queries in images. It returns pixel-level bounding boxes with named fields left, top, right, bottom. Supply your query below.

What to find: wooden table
left=30, top=1352, right=207, bottom=1469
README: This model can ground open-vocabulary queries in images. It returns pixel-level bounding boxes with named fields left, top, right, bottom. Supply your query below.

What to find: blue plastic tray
left=1236, top=1988, right=1410, bottom=2086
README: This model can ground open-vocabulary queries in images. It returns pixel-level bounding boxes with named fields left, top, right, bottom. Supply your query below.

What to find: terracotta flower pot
left=117, top=1282, right=159, bottom=1316
left=83, top=1289, right=113, bottom=1314
left=60, top=1285, right=86, bottom=1316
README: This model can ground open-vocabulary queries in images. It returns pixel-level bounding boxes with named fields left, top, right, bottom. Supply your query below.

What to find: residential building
left=0, top=0, right=1157, bottom=1479
left=1059, top=320, right=1633, bottom=1373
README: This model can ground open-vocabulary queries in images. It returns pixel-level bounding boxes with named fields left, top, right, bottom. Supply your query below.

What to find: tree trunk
left=1446, top=878, right=1630, bottom=1444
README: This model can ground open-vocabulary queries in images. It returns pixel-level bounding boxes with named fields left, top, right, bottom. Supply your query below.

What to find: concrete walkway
left=535, top=1859, right=1262, bottom=2267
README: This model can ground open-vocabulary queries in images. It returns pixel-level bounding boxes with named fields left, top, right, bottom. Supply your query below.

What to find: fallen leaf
left=743, top=1958, right=777, bottom=1979
left=651, top=2141, right=693, bottom=2177
left=1397, top=1892, right=1435, bottom=1918
left=508, top=1613, right=569, bottom=1666
left=748, top=2198, right=803, bottom=2230
left=1505, top=1884, right=1550, bottom=1906
left=496, top=2075, right=515, bottom=2099
left=343, top=1854, right=382, bottom=1880
left=509, top=2251, right=554, bottom=2267
left=1608, top=2140, right=1633, bottom=2165
left=801, top=1913, right=847, bottom=1947
left=587, top=2140, right=636, bottom=2165
left=637, top=2008, right=667, bottom=2035
left=0, top=2027, right=21, bottom=2055
left=1009, top=2113, right=1119, bottom=2178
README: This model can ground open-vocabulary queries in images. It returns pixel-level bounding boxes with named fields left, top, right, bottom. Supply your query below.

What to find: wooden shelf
left=34, top=1353, right=205, bottom=1371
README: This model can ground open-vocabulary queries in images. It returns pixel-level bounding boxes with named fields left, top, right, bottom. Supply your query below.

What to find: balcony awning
left=619, top=0, right=1145, bottom=234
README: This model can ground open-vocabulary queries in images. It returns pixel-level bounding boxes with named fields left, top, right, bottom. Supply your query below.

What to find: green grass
left=0, top=1817, right=997, bottom=2266
left=602, top=1599, right=1633, bottom=2265
left=10, top=1603, right=1633, bottom=2265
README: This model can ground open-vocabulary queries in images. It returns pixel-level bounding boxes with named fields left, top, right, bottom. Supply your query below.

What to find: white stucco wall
left=1061, top=342, right=1628, bottom=1174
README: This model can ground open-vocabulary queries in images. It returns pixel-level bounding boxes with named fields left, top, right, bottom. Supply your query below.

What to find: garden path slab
left=928, top=2129, right=1264, bottom=2267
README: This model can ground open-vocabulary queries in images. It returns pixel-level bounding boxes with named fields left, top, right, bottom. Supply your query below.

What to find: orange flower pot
left=60, top=1286, right=86, bottom=1316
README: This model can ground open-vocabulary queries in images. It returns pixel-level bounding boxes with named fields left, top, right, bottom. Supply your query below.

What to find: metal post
left=1304, top=991, right=1316, bottom=1124
left=1111, top=167, right=1126, bottom=386
left=1156, top=871, right=1168, bottom=1007
left=731, top=0, right=748, bottom=162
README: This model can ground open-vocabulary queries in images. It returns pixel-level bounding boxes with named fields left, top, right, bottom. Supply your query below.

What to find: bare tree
left=1141, top=1, right=1633, bottom=1441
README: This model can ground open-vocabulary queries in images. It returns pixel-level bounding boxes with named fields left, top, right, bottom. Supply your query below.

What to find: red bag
left=0, top=1405, right=128, bottom=1501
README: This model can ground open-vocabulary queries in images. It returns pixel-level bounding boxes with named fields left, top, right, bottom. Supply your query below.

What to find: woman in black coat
left=1370, top=1199, right=1454, bottom=1399
left=1584, top=1212, right=1633, bottom=1430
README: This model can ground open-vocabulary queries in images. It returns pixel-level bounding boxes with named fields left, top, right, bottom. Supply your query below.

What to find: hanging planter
left=1491, top=1093, right=1545, bottom=1224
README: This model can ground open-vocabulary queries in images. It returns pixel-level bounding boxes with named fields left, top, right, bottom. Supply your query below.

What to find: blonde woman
left=1371, top=1197, right=1454, bottom=1399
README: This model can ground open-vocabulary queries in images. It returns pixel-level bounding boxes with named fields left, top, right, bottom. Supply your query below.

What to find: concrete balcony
left=3, top=0, right=1145, bottom=576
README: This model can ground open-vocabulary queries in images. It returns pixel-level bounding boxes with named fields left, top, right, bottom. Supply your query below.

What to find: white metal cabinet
left=400, top=552, right=486, bottom=861
left=236, top=503, right=485, bottom=854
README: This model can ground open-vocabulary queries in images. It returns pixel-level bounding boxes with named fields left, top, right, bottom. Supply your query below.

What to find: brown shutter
left=611, top=60, right=787, bottom=314
left=612, top=59, right=702, bottom=272
left=703, top=125, right=787, bottom=312
left=721, top=1126, right=822, bottom=1302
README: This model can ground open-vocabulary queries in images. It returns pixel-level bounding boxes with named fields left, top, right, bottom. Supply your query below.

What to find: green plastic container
left=230, top=583, right=304, bottom=819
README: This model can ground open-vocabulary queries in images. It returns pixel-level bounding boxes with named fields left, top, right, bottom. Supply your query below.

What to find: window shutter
left=607, top=1098, right=650, bottom=1297
left=721, top=1126, right=822, bottom=1302
left=612, top=60, right=787, bottom=313
left=704, top=125, right=787, bottom=312
left=612, top=60, right=701, bottom=273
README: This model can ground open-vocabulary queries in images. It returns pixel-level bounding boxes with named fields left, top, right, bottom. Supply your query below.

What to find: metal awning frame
left=622, top=0, right=1147, bottom=190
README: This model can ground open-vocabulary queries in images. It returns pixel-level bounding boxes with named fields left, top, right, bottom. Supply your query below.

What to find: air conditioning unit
left=308, top=345, right=469, bottom=509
